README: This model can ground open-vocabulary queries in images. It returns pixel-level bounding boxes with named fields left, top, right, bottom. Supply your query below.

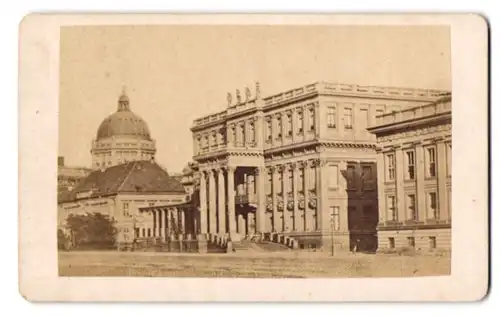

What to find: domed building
left=91, top=89, right=157, bottom=170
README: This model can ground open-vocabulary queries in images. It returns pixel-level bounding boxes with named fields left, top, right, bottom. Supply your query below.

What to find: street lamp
left=330, top=206, right=340, bottom=257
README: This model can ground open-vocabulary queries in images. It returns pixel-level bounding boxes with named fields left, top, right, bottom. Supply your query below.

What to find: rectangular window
left=328, top=165, right=338, bottom=188
left=344, top=108, right=353, bottom=129
left=286, top=114, right=292, bottom=136
left=123, top=202, right=129, bottom=216
left=288, top=170, right=293, bottom=193
left=388, top=237, right=395, bottom=249
left=276, top=116, right=282, bottom=139
left=406, top=151, right=415, bottom=180
left=211, top=132, right=217, bottom=147
left=429, top=236, right=437, bottom=249
left=386, top=154, right=395, bottom=181
left=266, top=120, right=272, bottom=141
left=278, top=170, right=283, bottom=194
left=265, top=172, right=272, bottom=195
left=362, top=165, right=372, bottom=182
left=359, top=109, right=369, bottom=130
left=297, top=111, right=303, bottom=133
left=387, top=195, right=397, bottom=221
left=309, top=108, right=315, bottom=131
left=407, top=237, right=415, bottom=248
left=330, top=206, right=340, bottom=231
left=147, top=228, right=151, bottom=237
left=407, top=194, right=417, bottom=221
left=428, top=192, right=439, bottom=219
left=249, top=122, right=255, bottom=143
left=427, top=147, right=436, bottom=177
left=299, top=168, right=304, bottom=191
left=327, top=106, right=336, bottom=128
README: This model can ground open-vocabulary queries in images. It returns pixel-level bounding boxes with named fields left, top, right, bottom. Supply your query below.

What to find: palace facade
left=367, top=95, right=452, bottom=251
left=186, top=81, right=450, bottom=252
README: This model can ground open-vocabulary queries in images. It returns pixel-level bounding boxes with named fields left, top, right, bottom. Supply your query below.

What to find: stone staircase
left=206, top=233, right=300, bottom=254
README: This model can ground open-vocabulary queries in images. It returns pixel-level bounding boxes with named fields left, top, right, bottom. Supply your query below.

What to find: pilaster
left=395, top=146, right=406, bottom=222
left=292, top=162, right=299, bottom=231
left=283, top=164, right=291, bottom=231
left=437, top=139, right=449, bottom=220
left=376, top=151, right=386, bottom=223
left=415, top=143, right=426, bottom=221
left=271, top=166, right=278, bottom=232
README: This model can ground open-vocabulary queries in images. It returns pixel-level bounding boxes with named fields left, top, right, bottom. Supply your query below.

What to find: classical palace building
left=90, top=88, right=156, bottom=170
left=187, top=81, right=450, bottom=252
left=367, top=95, right=452, bottom=251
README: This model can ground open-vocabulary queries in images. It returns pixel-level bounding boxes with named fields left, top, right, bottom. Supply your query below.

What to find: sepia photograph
left=19, top=14, right=488, bottom=301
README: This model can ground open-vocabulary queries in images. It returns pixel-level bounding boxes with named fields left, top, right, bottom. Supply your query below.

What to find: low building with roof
left=57, top=160, right=188, bottom=244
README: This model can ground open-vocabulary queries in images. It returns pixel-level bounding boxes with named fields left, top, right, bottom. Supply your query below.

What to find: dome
left=96, top=90, right=152, bottom=141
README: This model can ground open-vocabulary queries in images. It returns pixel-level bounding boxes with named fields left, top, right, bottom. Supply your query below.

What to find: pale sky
left=59, top=25, right=451, bottom=173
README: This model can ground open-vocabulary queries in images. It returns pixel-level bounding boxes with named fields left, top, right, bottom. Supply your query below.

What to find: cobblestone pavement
left=59, top=250, right=451, bottom=278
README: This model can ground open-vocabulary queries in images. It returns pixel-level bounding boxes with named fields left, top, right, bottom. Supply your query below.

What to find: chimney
left=58, top=156, right=65, bottom=167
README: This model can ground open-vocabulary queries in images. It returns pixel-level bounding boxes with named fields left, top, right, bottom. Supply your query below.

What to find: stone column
left=376, top=150, right=386, bottom=223
left=255, top=167, right=266, bottom=233
left=283, top=164, right=291, bottom=231
left=199, top=171, right=208, bottom=236
left=271, top=166, right=278, bottom=232
left=238, top=213, right=245, bottom=235
left=217, top=168, right=227, bottom=234
left=154, top=210, right=159, bottom=237
left=180, top=209, right=186, bottom=234
left=437, top=139, right=448, bottom=220
left=292, top=163, right=299, bottom=231
left=415, top=143, right=426, bottom=221
left=157, top=209, right=163, bottom=240
left=395, top=146, right=405, bottom=222
left=208, top=169, right=217, bottom=234
left=303, top=161, right=310, bottom=231
left=227, top=166, right=238, bottom=240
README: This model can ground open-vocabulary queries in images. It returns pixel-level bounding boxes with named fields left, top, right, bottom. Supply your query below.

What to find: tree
left=65, top=212, right=117, bottom=249
left=57, top=228, right=70, bottom=250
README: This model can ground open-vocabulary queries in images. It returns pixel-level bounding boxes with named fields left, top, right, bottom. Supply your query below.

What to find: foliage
left=57, top=228, right=70, bottom=250
left=65, top=212, right=117, bottom=250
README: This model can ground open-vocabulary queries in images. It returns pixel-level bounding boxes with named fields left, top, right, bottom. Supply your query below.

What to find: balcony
left=235, top=192, right=258, bottom=205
